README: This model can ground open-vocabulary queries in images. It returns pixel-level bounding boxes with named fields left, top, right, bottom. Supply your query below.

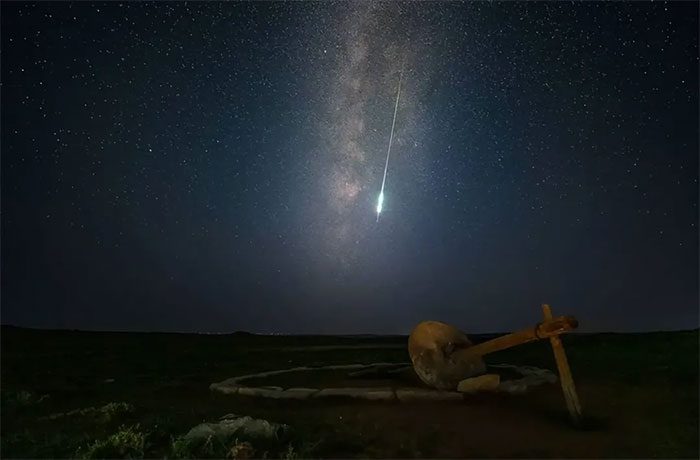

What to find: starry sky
left=1, top=2, right=698, bottom=334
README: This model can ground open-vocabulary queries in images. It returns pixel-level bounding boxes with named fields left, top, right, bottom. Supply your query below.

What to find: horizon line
left=2, top=323, right=698, bottom=336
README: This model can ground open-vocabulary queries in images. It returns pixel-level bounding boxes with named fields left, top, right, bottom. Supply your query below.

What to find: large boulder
left=408, top=321, right=486, bottom=390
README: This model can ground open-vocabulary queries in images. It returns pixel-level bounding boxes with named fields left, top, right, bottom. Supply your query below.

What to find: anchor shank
left=453, top=316, right=578, bottom=360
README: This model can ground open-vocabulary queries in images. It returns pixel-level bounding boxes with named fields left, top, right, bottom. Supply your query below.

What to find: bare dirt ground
left=1, top=326, right=697, bottom=458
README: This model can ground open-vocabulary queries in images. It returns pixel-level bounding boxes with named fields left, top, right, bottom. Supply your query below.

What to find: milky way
left=313, top=3, right=424, bottom=268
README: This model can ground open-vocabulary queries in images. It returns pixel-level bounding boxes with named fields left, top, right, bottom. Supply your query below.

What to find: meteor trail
left=376, top=71, right=402, bottom=222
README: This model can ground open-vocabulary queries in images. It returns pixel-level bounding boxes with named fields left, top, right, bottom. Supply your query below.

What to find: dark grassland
left=1, top=326, right=698, bottom=458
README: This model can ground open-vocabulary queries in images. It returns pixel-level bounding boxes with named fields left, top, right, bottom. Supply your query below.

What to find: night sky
left=1, top=2, right=697, bottom=334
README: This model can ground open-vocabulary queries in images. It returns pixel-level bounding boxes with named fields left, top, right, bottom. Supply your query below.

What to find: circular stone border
left=209, top=363, right=558, bottom=401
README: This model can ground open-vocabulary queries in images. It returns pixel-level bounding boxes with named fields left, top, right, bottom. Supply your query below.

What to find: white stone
left=457, top=374, right=501, bottom=393
left=313, top=387, right=395, bottom=400
left=237, top=387, right=282, bottom=398
left=184, top=416, right=288, bottom=441
left=395, top=388, right=464, bottom=402
left=279, top=388, right=319, bottom=399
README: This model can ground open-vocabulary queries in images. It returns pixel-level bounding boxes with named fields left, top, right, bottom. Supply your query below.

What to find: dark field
left=1, top=326, right=698, bottom=458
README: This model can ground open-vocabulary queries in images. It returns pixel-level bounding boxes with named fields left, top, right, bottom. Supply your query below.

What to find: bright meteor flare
left=376, top=71, right=403, bottom=222
left=376, top=191, right=384, bottom=214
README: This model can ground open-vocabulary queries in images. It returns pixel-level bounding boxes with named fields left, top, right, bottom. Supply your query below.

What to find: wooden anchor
left=408, top=304, right=583, bottom=425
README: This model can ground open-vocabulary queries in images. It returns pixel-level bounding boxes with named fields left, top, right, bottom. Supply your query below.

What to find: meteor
left=376, top=70, right=402, bottom=222
left=376, top=191, right=384, bottom=214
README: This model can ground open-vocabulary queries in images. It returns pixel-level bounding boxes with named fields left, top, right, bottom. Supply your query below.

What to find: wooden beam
left=455, top=315, right=578, bottom=359
left=543, top=304, right=582, bottom=426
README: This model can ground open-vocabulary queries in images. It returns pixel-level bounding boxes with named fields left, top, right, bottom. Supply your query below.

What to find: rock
left=211, top=382, right=239, bottom=395
left=498, top=380, right=528, bottom=394
left=237, top=387, right=282, bottom=398
left=209, top=362, right=557, bottom=402
left=184, top=416, right=288, bottom=442
left=322, top=364, right=368, bottom=370
left=280, top=388, right=318, bottom=399
left=185, top=423, right=217, bottom=440
left=348, top=368, right=382, bottom=377
left=387, top=365, right=413, bottom=375
left=457, top=374, right=501, bottom=393
left=248, top=387, right=310, bottom=400
left=519, top=366, right=558, bottom=383
left=359, top=388, right=395, bottom=401
left=490, top=364, right=558, bottom=394
left=409, top=321, right=487, bottom=389
left=395, top=388, right=464, bottom=402
left=313, top=387, right=395, bottom=400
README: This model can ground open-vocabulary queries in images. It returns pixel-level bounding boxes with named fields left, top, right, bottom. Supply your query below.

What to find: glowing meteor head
left=376, top=192, right=384, bottom=214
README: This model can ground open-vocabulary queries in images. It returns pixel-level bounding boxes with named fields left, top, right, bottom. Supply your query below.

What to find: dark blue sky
left=2, top=2, right=697, bottom=334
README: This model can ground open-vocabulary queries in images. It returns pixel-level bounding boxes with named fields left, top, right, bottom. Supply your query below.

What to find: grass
left=1, top=326, right=697, bottom=458
left=76, top=425, right=145, bottom=459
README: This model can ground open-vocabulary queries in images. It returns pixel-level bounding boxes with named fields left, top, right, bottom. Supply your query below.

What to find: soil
left=1, top=326, right=697, bottom=458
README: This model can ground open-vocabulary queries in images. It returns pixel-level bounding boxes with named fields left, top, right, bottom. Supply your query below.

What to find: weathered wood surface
left=542, top=304, right=582, bottom=426
left=454, top=315, right=578, bottom=360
